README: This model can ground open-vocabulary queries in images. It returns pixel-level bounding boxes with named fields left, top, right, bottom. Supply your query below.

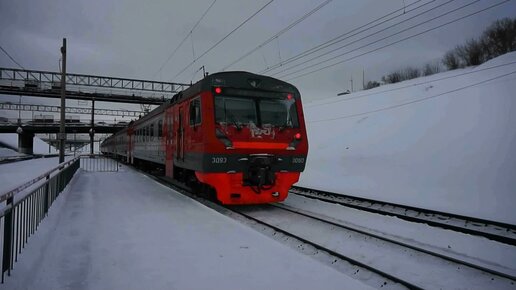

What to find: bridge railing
left=0, top=154, right=118, bottom=282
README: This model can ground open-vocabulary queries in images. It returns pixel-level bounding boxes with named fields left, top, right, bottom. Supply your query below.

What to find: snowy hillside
left=299, top=52, right=516, bottom=225
left=0, top=147, right=24, bottom=158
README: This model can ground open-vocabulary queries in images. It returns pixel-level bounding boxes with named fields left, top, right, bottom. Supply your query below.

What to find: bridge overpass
left=0, top=67, right=190, bottom=105
left=0, top=119, right=125, bottom=154
left=0, top=66, right=190, bottom=155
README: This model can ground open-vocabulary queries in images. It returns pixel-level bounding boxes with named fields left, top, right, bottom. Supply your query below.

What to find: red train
left=100, top=71, right=308, bottom=204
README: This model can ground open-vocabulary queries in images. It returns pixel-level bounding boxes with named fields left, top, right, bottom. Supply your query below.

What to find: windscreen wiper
left=279, top=118, right=293, bottom=131
left=227, top=113, right=242, bottom=131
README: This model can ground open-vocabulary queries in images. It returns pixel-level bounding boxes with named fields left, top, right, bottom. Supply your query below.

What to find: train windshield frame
left=214, top=95, right=299, bottom=128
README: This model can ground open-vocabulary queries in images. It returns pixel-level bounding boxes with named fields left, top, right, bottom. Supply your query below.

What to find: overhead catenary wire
left=220, top=0, right=334, bottom=71
left=172, top=0, right=275, bottom=80
left=274, top=0, right=467, bottom=78
left=308, top=60, right=516, bottom=108
left=282, top=0, right=511, bottom=81
left=259, top=0, right=431, bottom=74
left=152, top=0, right=217, bottom=80
left=0, top=45, right=25, bottom=69
left=310, top=68, right=516, bottom=123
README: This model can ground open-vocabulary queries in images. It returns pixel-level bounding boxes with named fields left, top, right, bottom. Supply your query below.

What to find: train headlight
left=287, top=132, right=302, bottom=150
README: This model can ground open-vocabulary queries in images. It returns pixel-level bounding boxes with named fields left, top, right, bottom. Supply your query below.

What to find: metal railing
left=0, top=67, right=189, bottom=93
left=0, top=102, right=143, bottom=117
left=0, top=157, right=80, bottom=282
left=0, top=154, right=119, bottom=282
left=80, top=154, right=119, bottom=172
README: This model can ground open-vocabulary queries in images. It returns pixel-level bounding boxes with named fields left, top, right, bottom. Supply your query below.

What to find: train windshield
left=214, top=95, right=299, bottom=128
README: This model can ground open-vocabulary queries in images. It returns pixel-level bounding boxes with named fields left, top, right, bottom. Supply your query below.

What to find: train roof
left=170, top=71, right=300, bottom=105
left=105, top=71, right=300, bottom=138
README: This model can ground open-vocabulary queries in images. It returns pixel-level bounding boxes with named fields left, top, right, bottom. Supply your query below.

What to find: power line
left=310, top=68, right=516, bottom=123
left=172, top=0, right=275, bottom=80
left=0, top=45, right=25, bottom=69
left=153, top=0, right=217, bottom=80
left=274, top=0, right=466, bottom=78
left=221, top=0, right=334, bottom=71
left=309, top=60, right=516, bottom=108
left=283, top=0, right=511, bottom=80
left=259, top=0, right=431, bottom=74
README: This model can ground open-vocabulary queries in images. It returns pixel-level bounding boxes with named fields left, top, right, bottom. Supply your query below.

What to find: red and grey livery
left=101, top=71, right=308, bottom=204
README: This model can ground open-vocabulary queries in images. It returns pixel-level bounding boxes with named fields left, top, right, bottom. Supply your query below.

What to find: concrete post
left=18, top=132, right=34, bottom=155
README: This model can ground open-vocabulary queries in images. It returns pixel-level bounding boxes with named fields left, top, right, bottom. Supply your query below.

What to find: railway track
left=138, top=173, right=413, bottom=289
left=134, top=169, right=515, bottom=289
left=265, top=203, right=516, bottom=283
left=290, top=186, right=516, bottom=246
left=227, top=203, right=516, bottom=289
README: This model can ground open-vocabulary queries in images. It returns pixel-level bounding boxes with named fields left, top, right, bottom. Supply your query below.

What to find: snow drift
left=299, top=52, right=516, bottom=225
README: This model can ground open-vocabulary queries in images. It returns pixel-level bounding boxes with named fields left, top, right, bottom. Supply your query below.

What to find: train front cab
left=182, top=77, right=308, bottom=204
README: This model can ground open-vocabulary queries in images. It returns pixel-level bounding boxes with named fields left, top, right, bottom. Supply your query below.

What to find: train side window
left=189, top=97, right=201, bottom=126
left=169, top=115, right=173, bottom=135
left=158, top=120, right=163, bottom=137
left=150, top=123, right=154, bottom=138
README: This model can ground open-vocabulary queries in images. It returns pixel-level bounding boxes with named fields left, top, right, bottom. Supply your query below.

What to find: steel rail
left=271, top=203, right=516, bottom=281
left=228, top=205, right=421, bottom=290
left=291, top=186, right=516, bottom=246
left=131, top=170, right=419, bottom=290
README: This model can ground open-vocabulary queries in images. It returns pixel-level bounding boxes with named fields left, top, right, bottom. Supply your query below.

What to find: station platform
left=4, top=165, right=371, bottom=290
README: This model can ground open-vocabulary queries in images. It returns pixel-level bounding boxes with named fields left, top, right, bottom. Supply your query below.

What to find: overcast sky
left=1, top=0, right=515, bottom=114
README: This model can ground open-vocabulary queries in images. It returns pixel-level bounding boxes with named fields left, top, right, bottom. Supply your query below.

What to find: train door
left=165, top=110, right=174, bottom=177
left=128, top=130, right=133, bottom=164
left=188, top=96, right=202, bottom=149
left=177, top=107, right=184, bottom=161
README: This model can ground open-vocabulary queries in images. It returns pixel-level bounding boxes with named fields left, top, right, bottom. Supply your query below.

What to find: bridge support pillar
left=18, top=131, right=34, bottom=155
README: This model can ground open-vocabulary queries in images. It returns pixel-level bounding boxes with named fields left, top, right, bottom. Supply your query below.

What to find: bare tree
left=364, top=80, right=380, bottom=90
left=455, top=39, right=486, bottom=66
left=402, top=67, right=420, bottom=79
left=423, top=61, right=442, bottom=76
left=382, top=71, right=403, bottom=84
left=443, top=50, right=460, bottom=70
left=481, top=18, right=516, bottom=58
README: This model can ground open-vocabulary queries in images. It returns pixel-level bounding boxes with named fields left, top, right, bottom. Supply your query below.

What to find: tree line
left=363, top=17, right=516, bottom=90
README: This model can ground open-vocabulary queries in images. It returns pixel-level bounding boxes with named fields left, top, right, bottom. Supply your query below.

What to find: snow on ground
left=298, top=52, right=516, bottom=225
left=4, top=166, right=373, bottom=290
left=0, top=133, right=58, bottom=154
left=0, top=156, right=72, bottom=193
left=0, top=147, right=24, bottom=158
left=284, top=194, right=516, bottom=278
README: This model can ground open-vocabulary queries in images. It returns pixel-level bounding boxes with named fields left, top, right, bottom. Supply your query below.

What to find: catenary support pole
left=59, top=38, right=67, bottom=163
left=90, top=98, right=95, bottom=155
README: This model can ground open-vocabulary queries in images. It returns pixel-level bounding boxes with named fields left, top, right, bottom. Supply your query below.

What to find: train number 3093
left=292, top=157, right=305, bottom=164
left=212, top=157, right=228, bottom=164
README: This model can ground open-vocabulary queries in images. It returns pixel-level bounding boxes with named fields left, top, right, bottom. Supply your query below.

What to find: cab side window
left=158, top=120, right=163, bottom=137
left=189, top=97, right=201, bottom=126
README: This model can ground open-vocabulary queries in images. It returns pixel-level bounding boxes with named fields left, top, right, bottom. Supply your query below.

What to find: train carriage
left=101, top=71, right=308, bottom=204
